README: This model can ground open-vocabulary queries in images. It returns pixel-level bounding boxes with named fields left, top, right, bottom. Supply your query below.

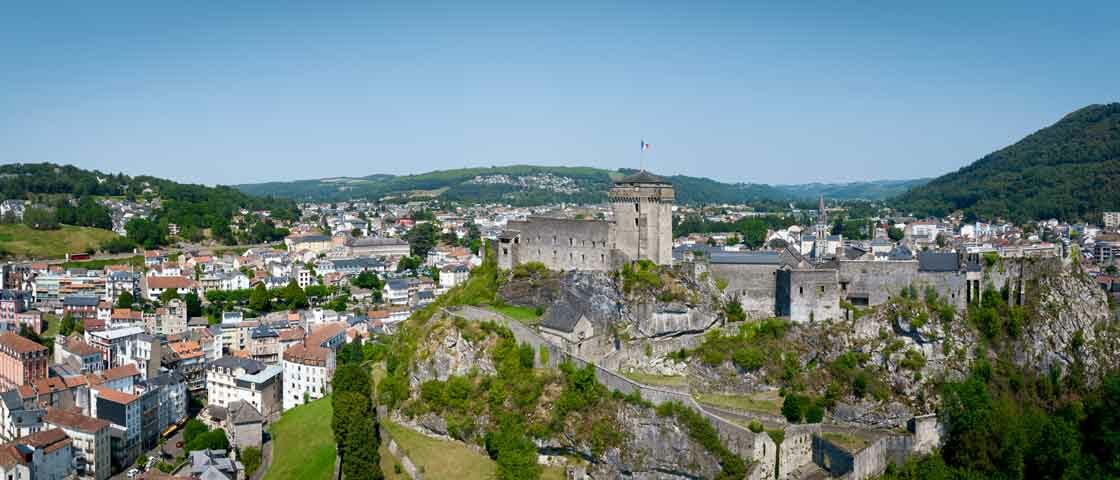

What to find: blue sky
left=1, top=1, right=1117, bottom=186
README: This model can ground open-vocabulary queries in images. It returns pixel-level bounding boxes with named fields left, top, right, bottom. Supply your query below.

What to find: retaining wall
left=377, top=406, right=424, bottom=480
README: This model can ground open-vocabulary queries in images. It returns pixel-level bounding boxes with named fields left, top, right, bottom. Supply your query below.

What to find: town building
left=53, top=335, right=104, bottom=374
left=42, top=407, right=111, bottom=480
left=140, top=276, right=196, bottom=302
left=205, top=357, right=282, bottom=420
left=89, top=386, right=141, bottom=471
left=0, top=334, right=48, bottom=391
left=0, top=428, right=75, bottom=480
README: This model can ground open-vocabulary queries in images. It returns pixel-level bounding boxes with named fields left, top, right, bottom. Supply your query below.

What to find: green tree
left=248, top=283, right=271, bottom=311
left=183, top=419, right=207, bottom=445
left=159, top=288, right=180, bottom=303
left=353, top=271, right=382, bottom=290
left=782, top=394, right=806, bottom=423
left=281, top=280, right=308, bottom=310
left=332, top=391, right=371, bottom=457
left=58, top=313, right=80, bottom=337
left=241, top=447, right=262, bottom=477
left=23, top=207, right=59, bottom=230
left=183, top=292, right=203, bottom=318
left=406, top=222, right=439, bottom=257
left=341, top=415, right=382, bottom=480
left=887, top=227, right=905, bottom=242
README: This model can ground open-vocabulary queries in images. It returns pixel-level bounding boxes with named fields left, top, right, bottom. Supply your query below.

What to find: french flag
left=641, top=140, right=651, bottom=152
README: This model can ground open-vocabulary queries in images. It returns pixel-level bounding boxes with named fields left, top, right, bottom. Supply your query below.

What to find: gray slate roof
left=709, top=251, right=781, bottom=265
left=615, top=170, right=670, bottom=185
left=918, top=252, right=960, bottom=272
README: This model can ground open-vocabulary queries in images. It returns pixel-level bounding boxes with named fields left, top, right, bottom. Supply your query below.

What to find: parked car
left=127, top=468, right=139, bottom=478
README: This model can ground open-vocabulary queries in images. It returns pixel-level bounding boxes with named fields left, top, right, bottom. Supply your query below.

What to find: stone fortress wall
left=498, top=217, right=615, bottom=271
left=451, top=306, right=942, bottom=480
left=711, top=262, right=781, bottom=319
left=498, top=171, right=676, bottom=272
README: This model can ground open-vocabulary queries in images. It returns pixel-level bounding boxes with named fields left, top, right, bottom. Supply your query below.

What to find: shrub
left=900, top=349, right=926, bottom=371
left=732, top=347, right=766, bottom=371
left=748, top=420, right=764, bottom=433
left=782, top=394, right=806, bottom=423
left=805, top=402, right=825, bottom=423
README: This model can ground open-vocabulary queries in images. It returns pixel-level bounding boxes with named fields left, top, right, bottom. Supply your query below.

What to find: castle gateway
left=498, top=171, right=674, bottom=271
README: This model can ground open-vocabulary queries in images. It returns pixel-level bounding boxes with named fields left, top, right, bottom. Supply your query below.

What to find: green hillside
left=0, top=224, right=120, bottom=259
left=895, top=103, right=1120, bottom=222
left=237, top=165, right=919, bottom=206
left=774, top=178, right=930, bottom=201
left=0, top=163, right=300, bottom=251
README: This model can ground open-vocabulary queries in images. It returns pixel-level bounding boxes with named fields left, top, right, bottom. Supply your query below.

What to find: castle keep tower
left=609, top=171, right=675, bottom=265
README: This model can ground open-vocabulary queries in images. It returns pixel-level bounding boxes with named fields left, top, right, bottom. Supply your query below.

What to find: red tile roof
left=92, top=386, right=137, bottom=404
left=0, top=333, right=47, bottom=354
left=43, top=407, right=110, bottom=433
left=146, top=276, right=194, bottom=289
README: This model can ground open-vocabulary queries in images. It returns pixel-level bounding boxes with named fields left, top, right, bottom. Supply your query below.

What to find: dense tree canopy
left=895, top=103, right=1120, bottom=223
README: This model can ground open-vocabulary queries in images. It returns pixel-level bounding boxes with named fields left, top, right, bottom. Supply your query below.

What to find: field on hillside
left=264, top=396, right=336, bottom=480
left=0, top=224, right=119, bottom=259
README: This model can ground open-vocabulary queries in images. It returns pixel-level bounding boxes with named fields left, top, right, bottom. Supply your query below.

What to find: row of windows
left=522, top=235, right=607, bottom=248
left=534, top=249, right=607, bottom=264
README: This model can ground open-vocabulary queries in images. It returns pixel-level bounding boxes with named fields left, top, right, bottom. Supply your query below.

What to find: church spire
left=818, top=194, right=827, bottom=225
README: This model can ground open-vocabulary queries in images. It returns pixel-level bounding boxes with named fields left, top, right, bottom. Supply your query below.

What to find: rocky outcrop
left=632, top=303, right=720, bottom=339
left=409, top=320, right=497, bottom=389
left=543, top=404, right=723, bottom=480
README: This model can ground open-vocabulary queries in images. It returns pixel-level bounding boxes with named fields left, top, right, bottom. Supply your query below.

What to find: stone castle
left=500, top=172, right=989, bottom=325
left=498, top=170, right=675, bottom=271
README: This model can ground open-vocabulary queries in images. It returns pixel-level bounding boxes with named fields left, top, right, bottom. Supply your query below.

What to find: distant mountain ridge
left=235, top=165, right=922, bottom=205
left=895, top=103, right=1120, bottom=222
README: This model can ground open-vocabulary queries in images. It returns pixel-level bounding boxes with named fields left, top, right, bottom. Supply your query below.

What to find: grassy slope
left=61, top=255, right=144, bottom=270
left=0, top=224, right=119, bottom=259
left=486, top=304, right=541, bottom=325
left=695, top=391, right=783, bottom=416
left=384, top=421, right=564, bottom=480
left=264, top=396, right=337, bottom=480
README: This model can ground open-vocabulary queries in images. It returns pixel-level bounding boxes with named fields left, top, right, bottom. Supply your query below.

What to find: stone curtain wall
left=812, top=432, right=914, bottom=480
left=788, top=269, right=842, bottom=323
left=502, top=218, right=614, bottom=272
left=452, top=306, right=776, bottom=480
left=710, top=263, right=780, bottom=319
left=780, top=424, right=820, bottom=479
left=377, top=406, right=424, bottom=480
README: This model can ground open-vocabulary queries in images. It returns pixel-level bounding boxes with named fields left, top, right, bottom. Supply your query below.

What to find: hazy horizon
left=2, top=2, right=1117, bottom=186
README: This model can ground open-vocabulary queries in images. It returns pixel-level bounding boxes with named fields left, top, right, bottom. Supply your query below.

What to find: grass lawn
left=487, top=304, right=542, bottom=325
left=61, top=255, right=144, bottom=270
left=264, top=396, right=336, bottom=480
left=695, top=390, right=783, bottom=416
left=379, top=442, right=407, bottom=480
left=384, top=421, right=565, bottom=479
left=622, top=371, right=689, bottom=388
left=0, top=224, right=120, bottom=260
left=41, top=313, right=61, bottom=338
left=822, top=431, right=870, bottom=452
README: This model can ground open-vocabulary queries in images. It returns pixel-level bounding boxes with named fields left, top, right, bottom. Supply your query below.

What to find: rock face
left=1011, top=261, right=1117, bottom=380
left=632, top=303, right=719, bottom=338
left=410, top=322, right=497, bottom=389
left=544, top=404, right=723, bottom=480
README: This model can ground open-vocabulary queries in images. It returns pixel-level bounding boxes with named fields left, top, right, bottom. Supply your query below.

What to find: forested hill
left=895, top=103, right=1120, bottom=222
left=0, top=163, right=299, bottom=246
left=236, top=165, right=917, bottom=205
